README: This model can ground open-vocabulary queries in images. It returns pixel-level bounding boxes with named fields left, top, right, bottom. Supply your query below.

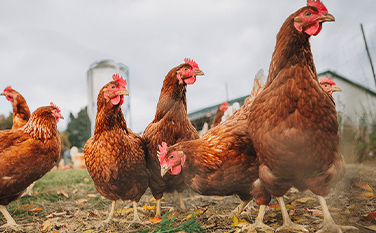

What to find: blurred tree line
left=0, top=106, right=91, bottom=154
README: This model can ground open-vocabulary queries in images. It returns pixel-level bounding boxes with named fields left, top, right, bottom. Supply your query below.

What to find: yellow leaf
left=142, top=205, right=156, bottom=210
left=21, top=204, right=34, bottom=209
left=354, top=182, right=373, bottom=192
left=58, top=189, right=69, bottom=198
left=40, top=220, right=52, bottom=233
left=295, top=196, right=314, bottom=203
left=84, top=230, right=94, bottom=233
left=231, top=215, right=239, bottom=227
left=83, top=178, right=90, bottom=182
left=360, top=192, right=375, bottom=198
left=213, top=198, right=223, bottom=201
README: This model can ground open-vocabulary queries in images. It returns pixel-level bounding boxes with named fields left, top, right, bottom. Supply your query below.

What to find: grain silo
left=87, top=60, right=131, bottom=136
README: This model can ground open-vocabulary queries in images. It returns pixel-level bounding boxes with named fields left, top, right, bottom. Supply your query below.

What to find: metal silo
left=87, top=60, right=131, bottom=136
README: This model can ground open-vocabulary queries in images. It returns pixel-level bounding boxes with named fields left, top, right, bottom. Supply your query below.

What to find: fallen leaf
left=268, top=204, right=280, bottom=209
left=364, top=212, right=376, bottom=222
left=87, top=194, right=97, bottom=198
left=295, top=196, right=314, bottom=203
left=360, top=192, right=375, bottom=198
left=76, top=198, right=88, bottom=204
left=149, top=216, right=161, bottom=223
left=142, top=204, right=156, bottom=210
left=76, top=204, right=86, bottom=209
left=40, top=220, right=52, bottom=233
left=231, top=215, right=249, bottom=227
left=168, top=211, right=179, bottom=219
left=304, top=208, right=323, bottom=216
left=58, top=189, right=69, bottom=198
left=354, top=182, right=373, bottom=192
left=83, top=178, right=90, bottom=182
left=84, top=230, right=95, bottom=233
left=21, top=204, right=34, bottom=209
left=27, top=207, right=43, bottom=212
left=213, top=198, right=223, bottom=201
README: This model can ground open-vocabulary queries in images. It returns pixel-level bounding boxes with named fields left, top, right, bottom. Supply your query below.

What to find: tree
left=0, top=113, right=12, bottom=130
left=65, top=106, right=91, bottom=150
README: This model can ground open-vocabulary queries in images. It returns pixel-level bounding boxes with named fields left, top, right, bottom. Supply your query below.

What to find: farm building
left=188, top=70, right=376, bottom=162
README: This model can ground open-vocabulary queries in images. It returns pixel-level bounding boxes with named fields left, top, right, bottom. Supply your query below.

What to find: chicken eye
left=183, top=68, right=188, bottom=71
left=304, top=11, right=312, bottom=17
left=110, top=85, right=115, bottom=89
left=170, top=155, right=174, bottom=159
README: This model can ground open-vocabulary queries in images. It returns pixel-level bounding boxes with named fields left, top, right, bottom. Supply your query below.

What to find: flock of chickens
left=0, top=1, right=359, bottom=232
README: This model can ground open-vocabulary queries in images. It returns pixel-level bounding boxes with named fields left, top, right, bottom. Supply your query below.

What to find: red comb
left=184, top=58, right=199, bottom=70
left=4, top=86, right=12, bottom=92
left=320, top=76, right=336, bottom=85
left=307, top=0, right=328, bottom=13
left=50, top=102, right=61, bottom=113
left=112, top=74, right=127, bottom=89
left=158, top=142, right=168, bottom=164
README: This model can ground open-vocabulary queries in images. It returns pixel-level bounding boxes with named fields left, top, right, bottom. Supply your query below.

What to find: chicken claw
left=276, top=197, right=308, bottom=233
left=316, top=196, right=358, bottom=233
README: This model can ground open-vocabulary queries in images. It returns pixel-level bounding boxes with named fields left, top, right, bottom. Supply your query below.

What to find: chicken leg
left=316, top=196, right=358, bottom=233
left=275, top=197, right=308, bottom=232
left=247, top=205, right=275, bottom=232
left=0, top=205, right=19, bottom=230
left=105, top=200, right=116, bottom=223
left=178, top=192, right=186, bottom=209
left=155, top=199, right=161, bottom=218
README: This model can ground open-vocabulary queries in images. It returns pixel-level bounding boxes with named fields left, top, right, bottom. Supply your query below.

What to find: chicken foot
left=247, top=205, right=275, bottom=232
left=275, top=197, right=309, bottom=232
left=155, top=198, right=161, bottom=218
left=208, top=200, right=250, bottom=221
left=178, top=192, right=186, bottom=209
left=0, top=205, right=19, bottom=231
left=316, top=196, right=358, bottom=233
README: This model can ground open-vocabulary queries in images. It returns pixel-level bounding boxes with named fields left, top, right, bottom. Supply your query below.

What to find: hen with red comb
left=1, top=86, right=30, bottom=129
left=84, top=74, right=148, bottom=224
left=142, top=59, right=204, bottom=218
left=248, top=1, right=357, bottom=233
left=0, top=104, right=62, bottom=230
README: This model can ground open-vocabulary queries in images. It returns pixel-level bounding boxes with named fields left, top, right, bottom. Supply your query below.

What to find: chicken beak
left=161, top=165, right=170, bottom=177
left=118, top=89, right=129, bottom=96
left=319, top=13, right=335, bottom=23
left=59, top=115, right=64, bottom=120
left=194, top=69, right=204, bottom=76
left=331, top=85, right=342, bottom=92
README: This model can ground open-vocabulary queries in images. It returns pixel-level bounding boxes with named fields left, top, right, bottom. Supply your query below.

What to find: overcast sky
left=0, top=0, right=375, bottom=133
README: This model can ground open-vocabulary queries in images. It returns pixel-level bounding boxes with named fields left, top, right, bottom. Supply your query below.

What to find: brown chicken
left=320, top=76, right=342, bottom=96
left=210, top=101, right=229, bottom=128
left=0, top=103, right=63, bottom=230
left=84, top=74, right=149, bottom=224
left=158, top=72, right=273, bottom=231
left=142, top=58, right=204, bottom=217
left=248, top=1, right=357, bottom=232
left=1, top=86, right=31, bottom=129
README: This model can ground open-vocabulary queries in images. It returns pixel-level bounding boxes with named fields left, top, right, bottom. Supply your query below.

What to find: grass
left=2, top=168, right=110, bottom=226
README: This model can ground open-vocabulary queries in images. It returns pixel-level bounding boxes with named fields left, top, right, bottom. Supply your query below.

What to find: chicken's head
left=103, top=74, right=129, bottom=105
left=50, top=102, right=64, bottom=123
left=294, top=0, right=335, bottom=36
left=158, top=142, right=186, bottom=177
left=176, top=58, right=204, bottom=85
left=219, top=102, right=229, bottom=112
left=320, top=77, right=341, bottom=96
left=1, top=86, right=18, bottom=102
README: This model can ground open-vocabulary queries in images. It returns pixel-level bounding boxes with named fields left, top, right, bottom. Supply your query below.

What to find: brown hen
left=84, top=74, right=149, bottom=224
left=142, top=58, right=204, bottom=217
left=1, top=86, right=30, bottom=129
left=248, top=1, right=357, bottom=232
left=0, top=103, right=63, bottom=230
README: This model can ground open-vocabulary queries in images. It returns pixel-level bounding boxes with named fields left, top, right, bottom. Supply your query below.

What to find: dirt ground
left=2, top=163, right=376, bottom=233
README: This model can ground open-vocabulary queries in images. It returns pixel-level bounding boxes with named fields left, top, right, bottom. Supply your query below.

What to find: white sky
left=0, top=0, right=375, bottom=133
